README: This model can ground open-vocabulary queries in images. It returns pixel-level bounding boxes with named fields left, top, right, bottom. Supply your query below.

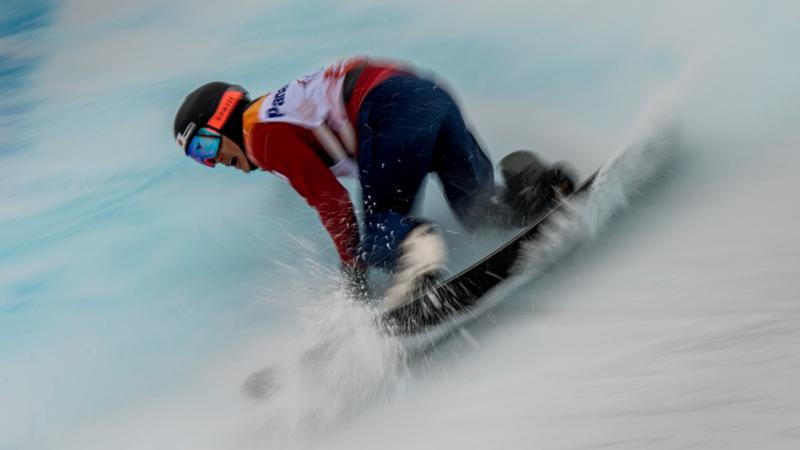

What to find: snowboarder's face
left=215, top=135, right=252, bottom=173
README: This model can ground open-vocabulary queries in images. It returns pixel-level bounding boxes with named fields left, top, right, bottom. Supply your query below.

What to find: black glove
left=341, top=263, right=370, bottom=302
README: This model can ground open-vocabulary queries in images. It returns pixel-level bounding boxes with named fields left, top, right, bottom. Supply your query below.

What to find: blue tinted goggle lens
left=186, top=128, right=221, bottom=167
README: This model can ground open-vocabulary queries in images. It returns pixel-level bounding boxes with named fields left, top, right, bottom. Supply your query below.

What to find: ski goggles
left=186, top=128, right=222, bottom=167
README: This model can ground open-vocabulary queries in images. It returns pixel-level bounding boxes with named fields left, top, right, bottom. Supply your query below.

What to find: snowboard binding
left=499, top=150, right=578, bottom=227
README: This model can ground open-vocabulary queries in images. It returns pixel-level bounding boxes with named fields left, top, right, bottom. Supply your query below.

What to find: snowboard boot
left=499, top=150, right=578, bottom=227
left=382, top=223, right=446, bottom=312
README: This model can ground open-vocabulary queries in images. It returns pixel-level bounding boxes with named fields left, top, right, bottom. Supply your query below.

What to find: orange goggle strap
left=206, top=88, right=245, bottom=132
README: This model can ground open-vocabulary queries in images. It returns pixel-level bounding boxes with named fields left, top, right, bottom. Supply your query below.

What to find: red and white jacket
left=241, top=57, right=411, bottom=266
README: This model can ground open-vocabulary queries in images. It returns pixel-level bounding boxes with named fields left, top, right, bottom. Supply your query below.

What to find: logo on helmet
left=176, top=122, right=197, bottom=149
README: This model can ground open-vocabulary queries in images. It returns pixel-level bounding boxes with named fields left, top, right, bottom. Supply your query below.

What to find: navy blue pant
left=356, top=76, right=495, bottom=269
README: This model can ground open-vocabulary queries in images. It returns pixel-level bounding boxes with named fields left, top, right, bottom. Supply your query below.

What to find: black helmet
left=173, top=81, right=249, bottom=153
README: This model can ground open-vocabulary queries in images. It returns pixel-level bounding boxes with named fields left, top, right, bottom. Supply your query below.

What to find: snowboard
left=381, top=170, right=598, bottom=336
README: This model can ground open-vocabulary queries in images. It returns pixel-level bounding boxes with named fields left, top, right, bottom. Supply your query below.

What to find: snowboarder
left=172, top=56, right=574, bottom=306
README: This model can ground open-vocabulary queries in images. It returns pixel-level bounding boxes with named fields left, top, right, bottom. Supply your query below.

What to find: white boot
left=382, top=224, right=447, bottom=312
